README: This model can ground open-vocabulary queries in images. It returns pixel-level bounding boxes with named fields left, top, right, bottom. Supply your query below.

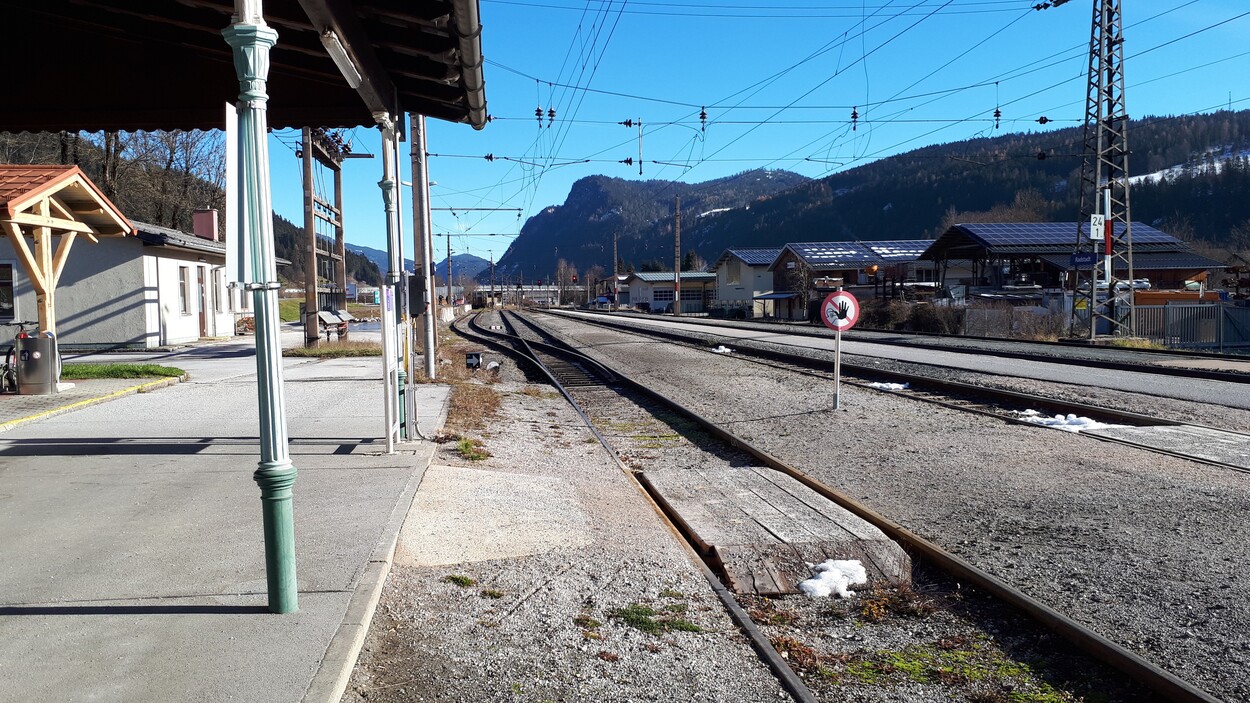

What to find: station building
left=766, top=240, right=934, bottom=320
left=624, top=271, right=717, bottom=313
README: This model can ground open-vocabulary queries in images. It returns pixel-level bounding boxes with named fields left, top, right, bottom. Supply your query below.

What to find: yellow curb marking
left=0, top=376, right=184, bottom=433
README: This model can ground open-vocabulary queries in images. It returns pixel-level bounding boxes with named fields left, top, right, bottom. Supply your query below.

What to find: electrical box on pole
left=1072, top=0, right=1135, bottom=339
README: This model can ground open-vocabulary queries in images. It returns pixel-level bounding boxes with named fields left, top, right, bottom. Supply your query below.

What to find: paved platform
left=0, top=336, right=447, bottom=703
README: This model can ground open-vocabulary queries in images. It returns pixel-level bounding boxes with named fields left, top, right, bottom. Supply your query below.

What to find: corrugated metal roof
left=728, top=248, right=783, bottom=265
left=133, top=221, right=225, bottom=256
left=786, top=242, right=881, bottom=268
left=631, top=271, right=717, bottom=283
left=864, top=240, right=933, bottom=261
left=958, top=222, right=1182, bottom=252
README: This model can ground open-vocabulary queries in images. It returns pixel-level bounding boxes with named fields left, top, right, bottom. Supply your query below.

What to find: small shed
left=0, top=165, right=132, bottom=334
left=625, top=272, right=717, bottom=313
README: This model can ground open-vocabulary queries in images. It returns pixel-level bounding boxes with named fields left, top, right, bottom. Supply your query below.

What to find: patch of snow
left=799, top=560, right=867, bottom=599
left=698, top=208, right=732, bottom=219
left=867, top=382, right=908, bottom=391
left=1128, top=146, right=1250, bottom=186
left=1014, top=409, right=1130, bottom=433
left=710, top=345, right=734, bottom=354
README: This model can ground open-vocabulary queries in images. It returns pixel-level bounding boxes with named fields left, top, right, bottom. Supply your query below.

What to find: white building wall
left=0, top=237, right=151, bottom=346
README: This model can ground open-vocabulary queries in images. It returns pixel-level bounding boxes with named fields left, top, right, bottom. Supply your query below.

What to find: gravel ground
left=342, top=338, right=792, bottom=703
left=533, top=312, right=1250, bottom=703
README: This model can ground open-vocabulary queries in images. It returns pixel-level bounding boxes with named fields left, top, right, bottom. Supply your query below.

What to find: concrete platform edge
left=300, top=440, right=438, bottom=703
left=0, top=375, right=184, bottom=433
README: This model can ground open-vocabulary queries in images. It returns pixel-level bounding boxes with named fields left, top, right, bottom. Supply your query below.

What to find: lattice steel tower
left=1073, top=0, right=1135, bottom=338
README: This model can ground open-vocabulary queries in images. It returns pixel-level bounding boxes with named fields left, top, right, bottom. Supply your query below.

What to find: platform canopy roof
left=925, top=222, right=1184, bottom=261
left=0, top=0, right=487, bottom=132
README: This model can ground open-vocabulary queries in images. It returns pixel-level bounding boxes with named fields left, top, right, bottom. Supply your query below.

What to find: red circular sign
left=820, top=291, right=859, bottom=331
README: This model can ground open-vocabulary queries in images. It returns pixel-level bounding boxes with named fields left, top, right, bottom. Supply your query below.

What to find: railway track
left=540, top=309, right=1250, bottom=474
left=572, top=309, right=1250, bottom=384
left=454, top=309, right=1223, bottom=703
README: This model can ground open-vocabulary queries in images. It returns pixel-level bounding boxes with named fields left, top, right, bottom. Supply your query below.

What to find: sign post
left=820, top=288, right=859, bottom=410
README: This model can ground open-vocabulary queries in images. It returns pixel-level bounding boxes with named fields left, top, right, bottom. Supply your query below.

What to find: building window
left=653, top=289, right=674, bottom=302
left=727, top=259, right=741, bottom=284
left=178, top=266, right=191, bottom=314
left=0, top=263, right=14, bottom=322
left=680, top=289, right=702, bottom=301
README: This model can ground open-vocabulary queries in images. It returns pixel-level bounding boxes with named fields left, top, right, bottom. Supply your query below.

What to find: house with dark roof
left=767, top=240, right=936, bottom=319
left=923, top=222, right=1224, bottom=293
left=0, top=207, right=247, bottom=348
left=624, top=271, right=717, bottom=313
left=709, top=247, right=781, bottom=318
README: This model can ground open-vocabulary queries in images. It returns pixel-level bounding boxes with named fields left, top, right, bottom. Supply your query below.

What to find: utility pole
left=489, top=252, right=495, bottom=307
left=1073, top=0, right=1134, bottom=339
left=446, top=236, right=453, bottom=306
left=300, top=127, right=347, bottom=347
left=411, top=115, right=437, bottom=380
left=673, top=196, right=681, bottom=317
left=612, top=231, right=619, bottom=311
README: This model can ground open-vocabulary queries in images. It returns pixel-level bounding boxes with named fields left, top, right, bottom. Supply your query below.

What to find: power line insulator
left=620, top=157, right=634, bottom=167
left=484, top=153, right=495, bottom=162
left=535, top=106, right=543, bottom=126
left=699, top=107, right=707, bottom=133
left=620, top=119, right=634, bottom=128
left=547, top=107, right=555, bottom=127
left=994, top=107, right=1002, bottom=130
left=1037, top=116, right=1051, bottom=125
left=851, top=107, right=859, bottom=131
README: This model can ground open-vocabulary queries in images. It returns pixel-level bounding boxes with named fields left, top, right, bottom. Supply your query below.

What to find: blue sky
left=267, top=0, right=1250, bottom=270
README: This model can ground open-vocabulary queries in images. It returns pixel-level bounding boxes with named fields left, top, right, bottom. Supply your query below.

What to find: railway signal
left=820, top=289, right=859, bottom=410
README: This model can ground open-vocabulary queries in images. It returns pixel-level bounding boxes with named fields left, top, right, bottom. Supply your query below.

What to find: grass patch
left=573, top=614, right=602, bottom=629
left=446, top=384, right=502, bottom=431
left=858, top=584, right=936, bottom=623
left=1106, top=337, right=1165, bottom=350
left=277, top=298, right=302, bottom=323
left=283, top=340, right=381, bottom=358
left=481, top=589, right=505, bottom=599
left=60, top=363, right=184, bottom=380
left=456, top=436, right=491, bottom=461
left=832, top=639, right=1082, bottom=702
left=610, top=603, right=701, bottom=634
left=442, top=574, right=476, bottom=587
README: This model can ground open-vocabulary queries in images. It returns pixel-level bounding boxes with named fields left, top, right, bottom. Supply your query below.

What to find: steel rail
left=565, top=309, right=1250, bottom=384
left=456, top=311, right=820, bottom=703
left=514, top=310, right=1224, bottom=703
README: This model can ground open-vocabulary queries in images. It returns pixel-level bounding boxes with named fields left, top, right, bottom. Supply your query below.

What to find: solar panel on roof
left=960, top=222, right=1182, bottom=249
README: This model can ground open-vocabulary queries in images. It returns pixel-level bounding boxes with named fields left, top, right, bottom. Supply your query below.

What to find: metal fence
left=1135, top=303, right=1250, bottom=351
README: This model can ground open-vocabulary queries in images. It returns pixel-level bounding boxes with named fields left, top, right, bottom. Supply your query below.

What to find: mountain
left=344, top=243, right=414, bottom=276
left=273, top=217, right=381, bottom=286
left=489, top=169, right=809, bottom=281
left=434, top=253, right=491, bottom=283
left=491, top=111, right=1250, bottom=278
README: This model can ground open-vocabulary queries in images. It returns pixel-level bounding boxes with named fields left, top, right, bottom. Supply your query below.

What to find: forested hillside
left=496, top=110, right=1250, bottom=278
left=0, top=131, right=382, bottom=286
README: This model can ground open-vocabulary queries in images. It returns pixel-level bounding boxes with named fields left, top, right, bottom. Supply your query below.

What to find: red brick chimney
left=192, top=209, right=219, bottom=242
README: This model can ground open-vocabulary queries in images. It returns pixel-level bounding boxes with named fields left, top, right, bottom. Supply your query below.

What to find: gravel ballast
left=533, top=311, right=1250, bottom=702
left=343, top=353, right=792, bottom=702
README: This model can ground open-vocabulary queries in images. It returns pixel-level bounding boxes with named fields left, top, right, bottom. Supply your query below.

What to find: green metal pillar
left=223, top=6, right=299, bottom=614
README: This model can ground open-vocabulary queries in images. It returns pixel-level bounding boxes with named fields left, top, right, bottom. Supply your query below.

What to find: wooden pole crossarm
left=51, top=231, right=80, bottom=285
left=2, top=220, right=47, bottom=293
left=9, top=212, right=95, bottom=235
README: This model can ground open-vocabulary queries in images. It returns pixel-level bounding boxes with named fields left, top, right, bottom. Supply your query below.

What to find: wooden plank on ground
left=641, top=466, right=911, bottom=596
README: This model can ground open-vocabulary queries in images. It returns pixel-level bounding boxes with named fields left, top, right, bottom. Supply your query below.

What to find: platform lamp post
left=223, top=0, right=298, bottom=614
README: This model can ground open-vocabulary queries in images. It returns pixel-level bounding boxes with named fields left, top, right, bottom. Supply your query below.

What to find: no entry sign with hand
left=820, top=290, right=860, bottom=331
